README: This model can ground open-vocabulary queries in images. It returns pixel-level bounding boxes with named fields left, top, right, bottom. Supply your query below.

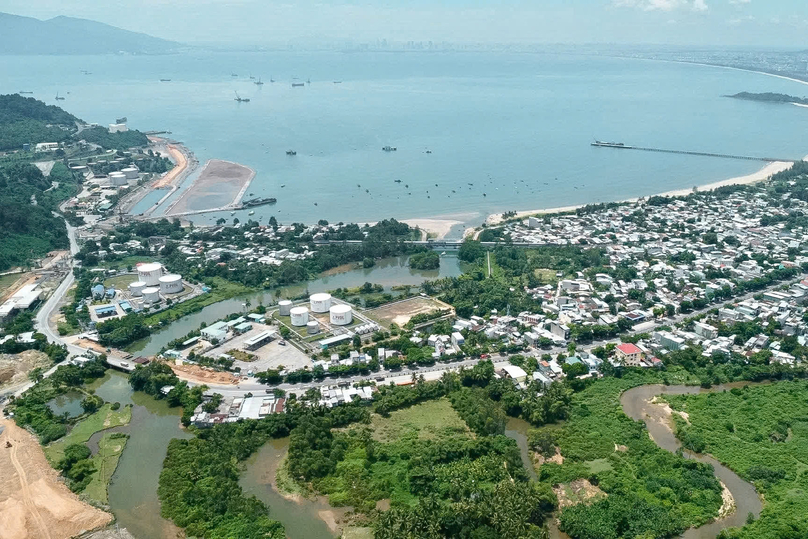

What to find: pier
left=591, top=141, right=797, bottom=163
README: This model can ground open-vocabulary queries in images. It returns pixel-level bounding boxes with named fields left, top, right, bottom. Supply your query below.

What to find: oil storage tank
left=306, top=321, right=320, bottom=335
left=329, top=304, right=353, bottom=326
left=137, top=262, right=163, bottom=286
left=142, top=287, right=160, bottom=303
left=278, top=300, right=293, bottom=316
left=122, top=166, right=140, bottom=179
left=159, top=274, right=183, bottom=294
left=109, top=172, right=128, bottom=186
left=290, top=306, right=309, bottom=326
left=129, top=281, right=147, bottom=297
left=310, top=293, right=332, bottom=313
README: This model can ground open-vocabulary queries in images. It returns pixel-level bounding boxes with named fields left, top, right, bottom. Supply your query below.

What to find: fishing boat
left=234, top=91, right=250, bottom=102
left=255, top=77, right=264, bottom=86
left=382, top=146, right=397, bottom=152
left=55, top=92, right=65, bottom=101
left=286, top=150, right=297, bottom=156
left=292, top=82, right=305, bottom=87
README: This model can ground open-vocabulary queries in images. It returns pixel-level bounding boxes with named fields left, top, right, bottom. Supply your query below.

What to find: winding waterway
left=620, top=384, right=763, bottom=539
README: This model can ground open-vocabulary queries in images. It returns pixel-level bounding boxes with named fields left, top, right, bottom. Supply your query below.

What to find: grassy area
left=83, top=432, right=129, bottom=503
left=275, top=456, right=311, bottom=499
left=227, top=349, right=256, bottom=362
left=103, top=273, right=137, bottom=289
left=44, top=403, right=132, bottom=465
left=533, top=268, right=559, bottom=284
left=369, top=398, right=470, bottom=443
left=666, top=380, right=808, bottom=539
left=342, top=528, right=374, bottom=539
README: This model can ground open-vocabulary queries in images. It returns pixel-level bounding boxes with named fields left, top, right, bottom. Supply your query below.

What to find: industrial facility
left=310, top=293, right=332, bottom=313
left=0, top=284, right=43, bottom=322
left=136, top=262, right=164, bottom=286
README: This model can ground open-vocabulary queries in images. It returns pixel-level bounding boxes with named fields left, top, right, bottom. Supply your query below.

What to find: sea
left=3, top=50, right=808, bottom=235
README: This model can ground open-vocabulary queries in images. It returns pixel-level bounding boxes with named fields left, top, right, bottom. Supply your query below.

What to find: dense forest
left=0, top=94, right=78, bottom=151
left=0, top=161, right=78, bottom=270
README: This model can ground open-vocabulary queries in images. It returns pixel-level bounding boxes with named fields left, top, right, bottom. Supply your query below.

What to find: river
left=86, top=371, right=191, bottom=539
left=128, top=253, right=465, bottom=356
left=620, top=384, right=763, bottom=539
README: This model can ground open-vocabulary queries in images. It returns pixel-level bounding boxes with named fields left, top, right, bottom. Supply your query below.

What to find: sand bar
left=485, top=158, right=801, bottom=226
left=165, top=159, right=256, bottom=216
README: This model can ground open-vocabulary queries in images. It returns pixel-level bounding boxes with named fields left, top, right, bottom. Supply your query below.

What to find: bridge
left=591, top=142, right=798, bottom=163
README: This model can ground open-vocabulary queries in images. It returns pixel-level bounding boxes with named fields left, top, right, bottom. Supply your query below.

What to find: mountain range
left=0, top=12, right=181, bottom=55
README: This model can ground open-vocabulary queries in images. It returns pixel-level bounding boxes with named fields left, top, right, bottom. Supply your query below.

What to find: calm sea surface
left=3, top=51, right=808, bottom=231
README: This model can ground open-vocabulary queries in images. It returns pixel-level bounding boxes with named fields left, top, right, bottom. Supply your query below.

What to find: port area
left=163, top=159, right=256, bottom=217
left=118, top=137, right=198, bottom=218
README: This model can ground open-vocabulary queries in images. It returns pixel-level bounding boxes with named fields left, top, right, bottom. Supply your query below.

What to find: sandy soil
left=0, top=351, right=51, bottom=394
left=718, top=481, right=736, bottom=518
left=553, top=479, right=606, bottom=510
left=170, top=362, right=238, bottom=385
left=402, top=218, right=463, bottom=240
left=150, top=142, right=187, bottom=189
left=0, top=417, right=112, bottom=539
left=165, top=159, right=255, bottom=216
left=532, top=447, right=565, bottom=467
left=485, top=158, right=803, bottom=226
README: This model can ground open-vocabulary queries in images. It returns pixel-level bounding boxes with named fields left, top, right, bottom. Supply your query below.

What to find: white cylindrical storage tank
left=137, top=262, right=163, bottom=286
left=122, top=166, right=139, bottom=179
left=142, top=287, right=160, bottom=303
left=329, top=304, right=353, bottom=326
left=109, top=172, right=127, bottom=186
left=290, top=306, right=309, bottom=326
left=129, top=281, right=147, bottom=297
left=306, top=321, right=320, bottom=335
left=278, top=300, right=293, bottom=316
left=310, top=293, right=332, bottom=313
left=159, top=274, right=183, bottom=294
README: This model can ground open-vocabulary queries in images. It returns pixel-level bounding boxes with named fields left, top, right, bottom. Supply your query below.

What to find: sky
left=3, top=0, right=807, bottom=48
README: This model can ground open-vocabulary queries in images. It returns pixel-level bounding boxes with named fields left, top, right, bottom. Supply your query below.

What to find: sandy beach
left=485, top=158, right=801, bottom=226
left=149, top=139, right=188, bottom=189
left=403, top=218, right=464, bottom=239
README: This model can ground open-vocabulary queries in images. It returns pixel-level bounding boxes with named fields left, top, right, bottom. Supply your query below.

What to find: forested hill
left=726, top=92, right=808, bottom=106
left=0, top=94, right=149, bottom=152
left=0, top=94, right=80, bottom=152
left=0, top=12, right=181, bottom=55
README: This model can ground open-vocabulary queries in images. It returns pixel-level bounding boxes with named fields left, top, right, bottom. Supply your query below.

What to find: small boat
left=382, top=146, right=397, bottom=152
left=249, top=74, right=255, bottom=79
left=231, top=211, right=235, bottom=215
left=306, top=78, right=311, bottom=84
left=286, top=150, right=297, bottom=156
left=19, top=91, right=33, bottom=94
left=160, top=79, right=172, bottom=82
left=394, top=179, right=402, bottom=183
left=249, top=210, right=255, bottom=215
left=280, top=184, right=286, bottom=188
left=234, top=91, right=250, bottom=102
left=255, top=77, right=264, bottom=86
left=333, top=81, right=342, bottom=84
left=292, top=83, right=305, bottom=87
left=231, top=73, right=238, bottom=77
left=55, top=92, right=65, bottom=101
left=270, top=77, right=275, bottom=83
left=425, top=150, right=432, bottom=154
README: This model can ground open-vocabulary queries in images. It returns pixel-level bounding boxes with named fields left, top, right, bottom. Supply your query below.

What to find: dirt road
left=152, top=143, right=187, bottom=189
left=0, top=417, right=112, bottom=539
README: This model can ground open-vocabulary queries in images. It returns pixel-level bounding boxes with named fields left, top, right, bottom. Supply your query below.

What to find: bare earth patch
left=718, top=481, right=736, bottom=518
left=0, top=350, right=51, bottom=394
left=533, top=447, right=565, bottom=467
left=553, top=479, right=607, bottom=510
left=0, top=417, right=112, bottom=539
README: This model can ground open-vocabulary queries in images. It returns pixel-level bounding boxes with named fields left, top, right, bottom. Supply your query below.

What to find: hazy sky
left=4, top=0, right=807, bottom=47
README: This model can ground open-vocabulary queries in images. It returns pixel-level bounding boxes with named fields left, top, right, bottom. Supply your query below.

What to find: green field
left=369, top=398, right=470, bottom=443
left=83, top=432, right=129, bottom=503
left=103, top=273, right=137, bottom=289
left=666, top=380, right=808, bottom=539
left=44, top=403, right=132, bottom=464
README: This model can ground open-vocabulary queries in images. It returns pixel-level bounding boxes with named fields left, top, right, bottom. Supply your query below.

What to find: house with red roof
left=616, top=343, right=643, bottom=367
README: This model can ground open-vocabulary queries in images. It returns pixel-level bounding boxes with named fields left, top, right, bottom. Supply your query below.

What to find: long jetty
left=591, top=142, right=797, bottom=163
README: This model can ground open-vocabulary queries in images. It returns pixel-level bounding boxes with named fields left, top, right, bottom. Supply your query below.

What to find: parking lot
left=204, top=323, right=313, bottom=372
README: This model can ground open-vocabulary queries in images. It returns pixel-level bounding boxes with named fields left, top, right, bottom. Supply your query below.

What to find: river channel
left=86, top=371, right=191, bottom=539
left=620, top=384, right=763, bottom=539
left=128, top=254, right=465, bottom=356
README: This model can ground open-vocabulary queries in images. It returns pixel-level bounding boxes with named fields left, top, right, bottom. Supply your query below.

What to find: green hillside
left=0, top=94, right=80, bottom=151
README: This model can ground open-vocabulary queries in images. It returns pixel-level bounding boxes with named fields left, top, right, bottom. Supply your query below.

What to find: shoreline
left=163, top=159, right=256, bottom=218
left=485, top=158, right=800, bottom=226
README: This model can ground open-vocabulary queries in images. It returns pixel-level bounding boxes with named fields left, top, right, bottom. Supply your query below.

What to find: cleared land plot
left=0, top=273, right=25, bottom=300
left=369, top=398, right=470, bottom=443
left=366, top=296, right=454, bottom=328
left=0, top=417, right=112, bottom=539
left=44, top=404, right=132, bottom=465
left=166, top=159, right=254, bottom=215
left=204, top=324, right=312, bottom=372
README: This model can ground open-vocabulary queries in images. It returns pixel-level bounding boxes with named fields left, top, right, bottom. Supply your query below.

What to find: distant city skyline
left=2, top=0, right=807, bottom=48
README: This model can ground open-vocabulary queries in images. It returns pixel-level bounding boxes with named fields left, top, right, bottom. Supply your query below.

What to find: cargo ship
left=241, top=197, right=277, bottom=208
left=592, top=141, right=630, bottom=148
